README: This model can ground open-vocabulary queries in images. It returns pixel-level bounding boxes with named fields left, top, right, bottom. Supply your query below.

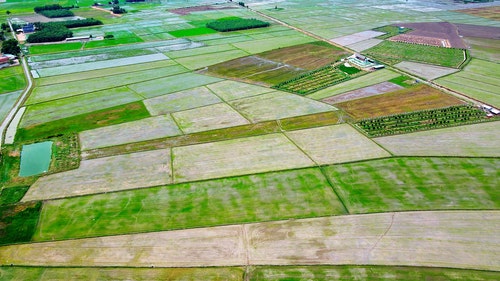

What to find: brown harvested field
left=322, top=82, right=403, bottom=104
left=336, top=84, right=465, bottom=120
left=258, top=42, right=349, bottom=70
left=206, top=42, right=348, bottom=85
left=1, top=211, right=498, bottom=271
left=169, top=5, right=237, bottom=15
left=456, top=24, right=500, bottom=40
left=392, top=22, right=466, bottom=49
left=457, top=6, right=500, bottom=21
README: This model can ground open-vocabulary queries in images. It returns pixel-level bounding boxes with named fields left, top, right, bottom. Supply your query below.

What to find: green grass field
left=248, top=265, right=500, bottom=281
left=324, top=157, right=500, bottom=213
left=364, top=41, right=465, bottom=68
left=29, top=42, right=83, bottom=55
left=34, top=168, right=345, bottom=241
left=0, top=66, right=26, bottom=95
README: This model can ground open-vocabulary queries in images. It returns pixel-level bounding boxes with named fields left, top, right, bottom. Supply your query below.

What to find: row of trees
left=27, top=24, right=72, bottom=43
left=206, top=18, right=269, bottom=32
left=38, top=9, right=74, bottom=18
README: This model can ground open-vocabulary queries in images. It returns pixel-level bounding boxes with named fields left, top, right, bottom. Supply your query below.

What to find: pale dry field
left=395, top=61, right=459, bottom=80
left=347, top=38, right=383, bottom=52
left=79, top=115, right=182, bottom=150
left=172, top=133, right=315, bottom=182
left=143, top=86, right=222, bottom=116
left=228, top=91, right=336, bottom=123
left=1, top=211, right=498, bottom=271
left=21, top=149, right=172, bottom=201
left=374, top=121, right=500, bottom=157
left=331, top=31, right=385, bottom=46
left=172, top=103, right=250, bottom=134
left=285, top=124, right=391, bottom=165
left=206, top=80, right=274, bottom=101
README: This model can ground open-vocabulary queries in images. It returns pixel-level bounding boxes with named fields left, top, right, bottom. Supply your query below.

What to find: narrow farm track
left=1, top=211, right=499, bottom=271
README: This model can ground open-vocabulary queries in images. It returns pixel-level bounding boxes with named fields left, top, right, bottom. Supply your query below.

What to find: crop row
left=355, top=105, right=490, bottom=137
left=273, top=65, right=359, bottom=95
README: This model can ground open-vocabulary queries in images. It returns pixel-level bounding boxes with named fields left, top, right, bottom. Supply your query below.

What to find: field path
left=1, top=211, right=498, bottom=271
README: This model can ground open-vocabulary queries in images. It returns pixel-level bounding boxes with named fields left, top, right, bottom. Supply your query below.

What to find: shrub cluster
left=206, top=18, right=269, bottom=32
left=34, top=4, right=65, bottom=13
left=27, top=23, right=72, bottom=43
left=38, top=9, right=74, bottom=18
left=51, top=18, right=102, bottom=28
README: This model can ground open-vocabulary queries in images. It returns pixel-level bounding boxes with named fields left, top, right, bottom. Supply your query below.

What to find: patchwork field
left=325, top=157, right=499, bottom=213
left=285, top=124, right=390, bottom=165
left=22, top=149, right=172, bottom=201
left=228, top=91, right=336, bottom=123
left=25, top=64, right=188, bottom=105
left=34, top=168, right=345, bottom=240
left=1, top=0, right=500, bottom=278
left=336, top=84, right=464, bottom=120
left=375, top=121, right=500, bottom=157
left=435, top=59, right=500, bottom=107
left=206, top=41, right=347, bottom=85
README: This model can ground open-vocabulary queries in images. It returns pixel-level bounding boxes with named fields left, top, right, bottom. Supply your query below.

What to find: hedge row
left=38, top=9, right=74, bottom=18
left=206, top=18, right=269, bottom=32
left=355, top=105, right=489, bottom=137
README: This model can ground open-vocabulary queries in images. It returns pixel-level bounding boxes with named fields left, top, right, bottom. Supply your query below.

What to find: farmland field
left=172, top=133, right=314, bottom=182
left=336, top=84, right=464, bottom=120
left=394, top=61, right=459, bottom=80
left=34, top=168, right=345, bottom=240
left=308, top=69, right=400, bottom=100
left=464, top=37, right=500, bottom=63
left=79, top=115, right=182, bottom=150
left=1, top=211, right=498, bottom=270
left=0, top=267, right=245, bottom=281
left=364, top=41, right=465, bottom=68
left=375, top=121, right=500, bottom=157
left=127, top=72, right=222, bottom=99
left=0, top=91, right=22, bottom=122
left=22, top=149, right=172, bottom=201
left=26, top=64, right=188, bottom=105
left=206, top=80, right=274, bottom=101
left=285, top=124, right=390, bottom=165
left=144, top=86, right=222, bottom=115
left=324, top=157, right=499, bottom=213
left=0, top=66, right=26, bottom=94
left=435, top=59, right=500, bottom=107
left=20, top=87, right=143, bottom=128
left=248, top=266, right=500, bottom=281
left=228, top=91, right=335, bottom=123
left=172, top=103, right=250, bottom=134
left=322, top=82, right=403, bottom=104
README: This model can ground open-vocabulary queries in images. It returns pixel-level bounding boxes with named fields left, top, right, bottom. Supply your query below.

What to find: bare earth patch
left=322, top=82, right=403, bottom=104
left=22, top=149, right=171, bottom=201
left=1, top=211, right=498, bottom=271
